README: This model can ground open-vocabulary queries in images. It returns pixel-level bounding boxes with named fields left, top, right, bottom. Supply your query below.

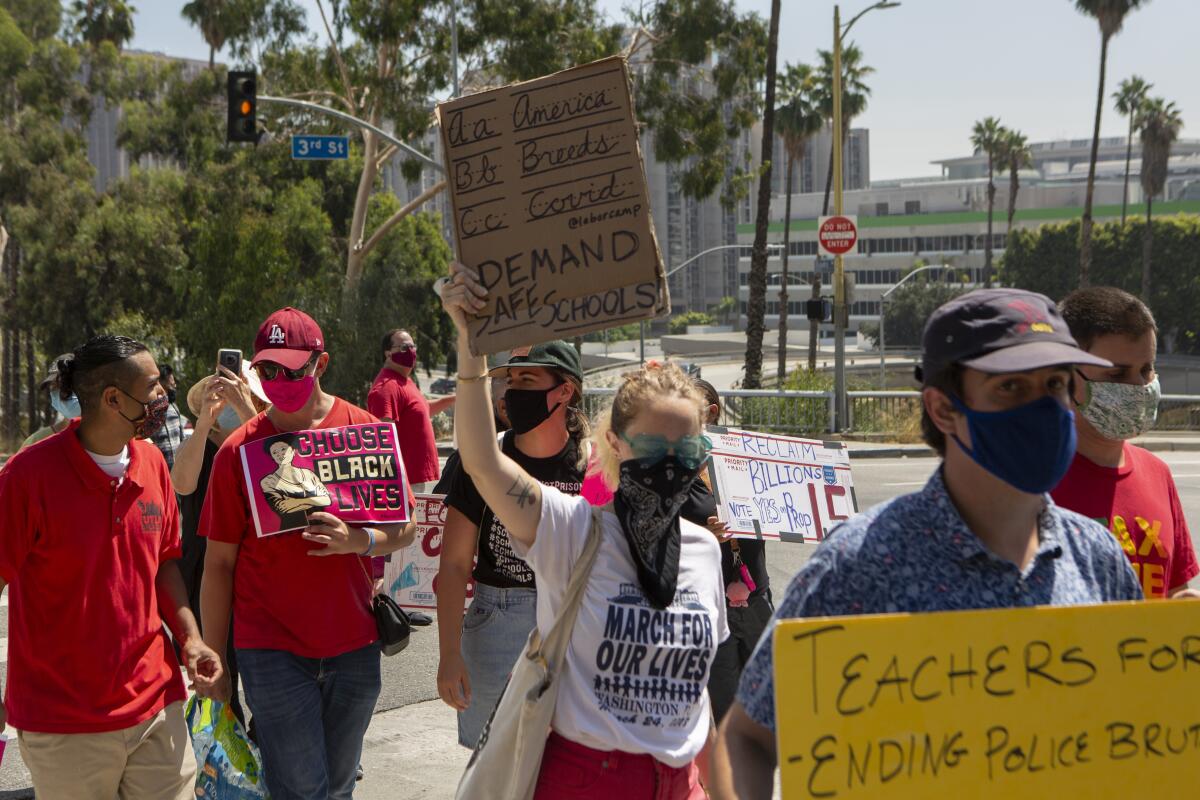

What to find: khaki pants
left=18, top=700, right=195, bottom=800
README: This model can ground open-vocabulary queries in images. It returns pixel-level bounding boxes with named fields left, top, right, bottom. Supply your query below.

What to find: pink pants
left=532, top=732, right=705, bottom=800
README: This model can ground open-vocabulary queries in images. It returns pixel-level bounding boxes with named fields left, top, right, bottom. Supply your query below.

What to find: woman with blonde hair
left=441, top=262, right=728, bottom=799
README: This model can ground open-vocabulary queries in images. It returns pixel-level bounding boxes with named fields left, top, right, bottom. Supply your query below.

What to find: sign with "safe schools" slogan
left=436, top=56, right=667, bottom=356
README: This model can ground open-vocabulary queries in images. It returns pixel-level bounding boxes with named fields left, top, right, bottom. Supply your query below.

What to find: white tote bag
left=455, top=509, right=603, bottom=800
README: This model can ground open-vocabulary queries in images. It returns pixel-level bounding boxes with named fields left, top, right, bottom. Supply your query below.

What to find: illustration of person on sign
left=258, top=432, right=330, bottom=529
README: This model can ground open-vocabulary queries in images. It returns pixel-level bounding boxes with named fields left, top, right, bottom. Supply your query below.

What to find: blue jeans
left=458, top=583, right=537, bottom=748
left=237, top=643, right=381, bottom=800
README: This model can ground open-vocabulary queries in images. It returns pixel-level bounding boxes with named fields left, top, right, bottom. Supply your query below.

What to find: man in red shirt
left=0, top=335, right=221, bottom=799
left=1053, top=287, right=1199, bottom=599
left=199, top=308, right=417, bottom=799
left=368, top=328, right=456, bottom=492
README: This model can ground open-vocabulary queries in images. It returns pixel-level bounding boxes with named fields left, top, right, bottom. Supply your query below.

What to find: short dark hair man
left=0, top=335, right=222, bottom=799
left=711, top=289, right=1143, bottom=799
left=368, top=328, right=456, bottom=492
left=1053, top=286, right=1198, bottom=599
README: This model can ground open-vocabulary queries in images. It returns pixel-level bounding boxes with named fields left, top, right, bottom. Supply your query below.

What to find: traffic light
left=805, top=299, right=831, bottom=322
left=227, top=71, right=257, bottom=143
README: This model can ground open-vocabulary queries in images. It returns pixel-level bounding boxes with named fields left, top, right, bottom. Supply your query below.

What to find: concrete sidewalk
left=356, top=701, right=469, bottom=799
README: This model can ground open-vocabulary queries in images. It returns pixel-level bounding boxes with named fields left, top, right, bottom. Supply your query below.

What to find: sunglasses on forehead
left=620, top=433, right=713, bottom=470
left=254, top=353, right=317, bottom=382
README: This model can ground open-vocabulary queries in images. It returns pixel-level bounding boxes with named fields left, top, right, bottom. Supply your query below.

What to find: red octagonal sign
left=817, top=215, right=858, bottom=256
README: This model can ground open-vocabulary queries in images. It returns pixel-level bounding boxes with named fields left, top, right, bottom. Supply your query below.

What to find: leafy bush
left=668, top=311, right=717, bottom=334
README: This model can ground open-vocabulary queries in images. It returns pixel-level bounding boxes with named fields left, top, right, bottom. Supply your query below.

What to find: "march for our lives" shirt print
left=519, top=486, right=729, bottom=768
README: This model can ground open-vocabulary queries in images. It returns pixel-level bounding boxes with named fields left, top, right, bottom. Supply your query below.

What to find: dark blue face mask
left=949, top=394, right=1077, bottom=494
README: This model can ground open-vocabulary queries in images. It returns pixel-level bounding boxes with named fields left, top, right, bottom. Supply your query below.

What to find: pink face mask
left=262, top=375, right=315, bottom=413
left=390, top=348, right=417, bottom=369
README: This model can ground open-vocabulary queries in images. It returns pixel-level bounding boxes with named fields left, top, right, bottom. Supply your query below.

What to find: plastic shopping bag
left=185, top=695, right=270, bottom=799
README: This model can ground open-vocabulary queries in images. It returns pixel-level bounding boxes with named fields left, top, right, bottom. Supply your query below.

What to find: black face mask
left=613, top=455, right=701, bottom=610
left=504, top=386, right=562, bottom=434
left=166, top=388, right=177, bottom=405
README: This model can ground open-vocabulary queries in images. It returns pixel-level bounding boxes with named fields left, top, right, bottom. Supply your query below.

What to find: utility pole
left=832, top=5, right=847, bottom=429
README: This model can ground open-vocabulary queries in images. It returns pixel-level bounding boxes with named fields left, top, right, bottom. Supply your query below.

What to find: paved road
left=3, top=452, right=1200, bottom=794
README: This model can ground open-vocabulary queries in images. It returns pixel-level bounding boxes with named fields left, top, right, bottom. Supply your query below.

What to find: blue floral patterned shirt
left=735, top=468, right=1142, bottom=731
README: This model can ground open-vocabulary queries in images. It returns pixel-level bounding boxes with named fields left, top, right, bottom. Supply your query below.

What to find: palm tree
left=970, top=117, right=1005, bottom=288
left=1137, top=97, right=1182, bottom=299
left=815, top=43, right=873, bottom=215
left=1113, top=74, right=1152, bottom=224
left=1074, top=0, right=1150, bottom=287
left=70, top=0, right=135, bottom=50
left=182, top=0, right=236, bottom=69
left=774, top=63, right=822, bottom=383
left=742, top=0, right=781, bottom=390
left=999, top=128, right=1032, bottom=237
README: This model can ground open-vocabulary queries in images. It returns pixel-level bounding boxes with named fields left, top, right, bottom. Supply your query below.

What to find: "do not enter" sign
left=818, top=214, right=858, bottom=256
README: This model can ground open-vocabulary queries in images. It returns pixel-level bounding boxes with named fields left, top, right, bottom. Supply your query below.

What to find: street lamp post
left=640, top=243, right=784, bottom=365
left=877, top=263, right=950, bottom=387
left=831, top=0, right=900, bottom=429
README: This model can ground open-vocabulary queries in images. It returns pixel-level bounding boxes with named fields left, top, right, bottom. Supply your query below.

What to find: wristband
left=456, top=373, right=488, bottom=382
left=362, top=528, right=377, bottom=557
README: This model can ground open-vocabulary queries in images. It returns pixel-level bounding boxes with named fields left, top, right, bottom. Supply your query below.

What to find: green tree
left=1000, top=215, right=1200, bottom=354
left=741, top=0, right=780, bottom=390
left=69, top=0, right=135, bottom=49
left=1113, top=74, right=1151, bottom=224
left=668, top=310, right=716, bottom=334
left=626, top=0, right=768, bottom=204
left=970, top=116, right=1004, bottom=288
left=815, top=42, right=872, bottom=214
left=1074, top=0, right=1150, bottom=287
left=2, top=0, right=62, bottom=41
left=861, top=278, right=969, bottom=348
left=998, top=127, right=1031, bottom=236
left=1137, top=96, right=1182, bottom=298
left=774, top=61, right=821, bottom=383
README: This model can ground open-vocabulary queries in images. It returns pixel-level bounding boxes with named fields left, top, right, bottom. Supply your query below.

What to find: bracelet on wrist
left=362, top=528, right=377, bottom=557
left=456, top=373, right=488, bottom=382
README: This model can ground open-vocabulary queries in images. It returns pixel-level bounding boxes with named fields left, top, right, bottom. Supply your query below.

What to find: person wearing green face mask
left=1053, top=287, right=1199, bottom=600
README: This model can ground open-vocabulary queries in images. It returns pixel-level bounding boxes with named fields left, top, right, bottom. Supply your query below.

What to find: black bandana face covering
left=613, top=455, right=701, bottom=610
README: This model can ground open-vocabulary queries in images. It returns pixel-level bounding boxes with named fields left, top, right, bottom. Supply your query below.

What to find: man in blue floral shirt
left=710, top=289, right=1143, bottom=799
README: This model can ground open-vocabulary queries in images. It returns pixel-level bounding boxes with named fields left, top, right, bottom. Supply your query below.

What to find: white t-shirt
left=514, top=485, right=729, bottom=768
left=86, top=446, right=130, bottom=479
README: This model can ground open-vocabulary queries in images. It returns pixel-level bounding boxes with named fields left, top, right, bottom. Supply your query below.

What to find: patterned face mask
left=1078, top=375, right=1160, bottom=441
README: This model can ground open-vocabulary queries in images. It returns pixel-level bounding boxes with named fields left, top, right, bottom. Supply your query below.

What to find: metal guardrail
left=583, top=388, right=1200, bottom=436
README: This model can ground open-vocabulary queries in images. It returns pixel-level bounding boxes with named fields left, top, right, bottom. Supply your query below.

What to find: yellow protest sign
left=775, top=602, right=1200, bottom=798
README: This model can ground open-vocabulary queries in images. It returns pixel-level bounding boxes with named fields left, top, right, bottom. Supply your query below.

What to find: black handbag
left=373, top=592, right=411, bottom=656
left=358, top=556, right=411, bottom=656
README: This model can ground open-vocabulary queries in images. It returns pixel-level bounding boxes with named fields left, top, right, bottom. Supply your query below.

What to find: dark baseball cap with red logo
left=917, top=288, right=1111, bottom=382
left=252, top=307, right=325, bottom=370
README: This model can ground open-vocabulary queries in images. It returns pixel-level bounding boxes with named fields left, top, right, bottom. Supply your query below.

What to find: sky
left=130, top=0, right=1199, bottom=180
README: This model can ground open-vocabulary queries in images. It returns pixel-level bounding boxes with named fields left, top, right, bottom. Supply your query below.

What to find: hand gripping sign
left=239, top=422, right=409, bottom=537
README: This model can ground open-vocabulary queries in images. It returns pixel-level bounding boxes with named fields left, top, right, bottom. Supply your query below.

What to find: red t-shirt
left=0, top=423, right=185, bottom=733
left=367, top=368, right=440, bottom=484
left=1052, top=443, right=1199, bottom=598
left=200, top=398, right=413, bottom=657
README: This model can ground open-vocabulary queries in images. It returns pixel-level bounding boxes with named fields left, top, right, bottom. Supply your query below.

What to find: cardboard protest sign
left=239, top=422, right=409, bottom=537
left=775, top=602, right=1200, bottom=799
left=707, top=428, right=857, bottom=542
left=436, top=56, right=667, bottom=355
left=382, top=494, right=475, bottom=611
